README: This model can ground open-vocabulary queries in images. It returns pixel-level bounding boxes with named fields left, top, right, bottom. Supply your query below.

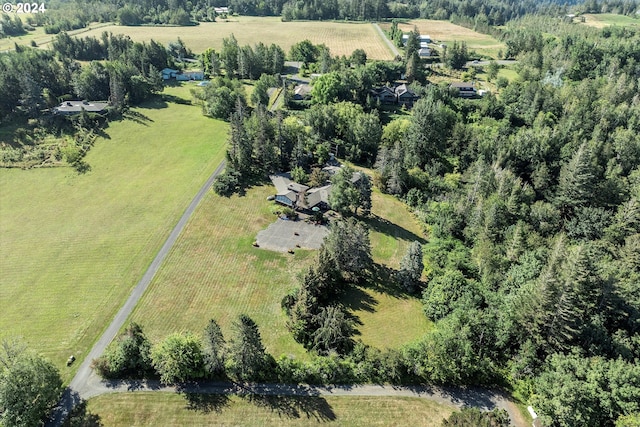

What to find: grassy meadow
left=579, top=13, right=640, bottom=28
left=73, top=17, right=394, bottom=59
left=0, top=22, right=113, bottom=51
left=0, top=85, right=228, bottom=381
left=82, top=393, right=455, bottom=426
left=129, top=184, right=430, bottom=358
left=380, top=19, right=505, bottom=58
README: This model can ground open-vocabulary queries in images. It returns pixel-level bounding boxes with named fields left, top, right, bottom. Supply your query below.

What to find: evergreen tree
left=203, top=319, right=226, bottom=377
left=397, top=241, right=424, bottom=293
left=226, top=315, right=270, bottom=381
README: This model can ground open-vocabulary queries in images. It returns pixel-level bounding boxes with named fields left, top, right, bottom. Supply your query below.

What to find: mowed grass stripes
left=130, top=186, right=430, bottom=357
left=86, top=393, right=455, bottom=426
left=0, top=89, right=228, bottom=382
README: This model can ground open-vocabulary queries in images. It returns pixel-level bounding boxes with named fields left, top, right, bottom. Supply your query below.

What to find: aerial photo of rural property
left=1, top=0, right=640, bottom=426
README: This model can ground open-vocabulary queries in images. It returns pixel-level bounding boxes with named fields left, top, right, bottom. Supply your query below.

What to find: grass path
left=0, top=88, right=228, bottom=381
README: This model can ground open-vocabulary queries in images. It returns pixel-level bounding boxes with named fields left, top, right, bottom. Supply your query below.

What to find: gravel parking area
left=256, top=218, right=329, bottom=252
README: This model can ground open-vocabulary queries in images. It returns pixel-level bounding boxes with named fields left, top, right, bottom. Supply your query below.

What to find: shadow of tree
left=63, top=399, right=103, bottom=427
left=244, top=394, right=337, bottom=422
left=363, top=213, right=426, bottom=245
left=365, top=262, right=417, bottom=299
left=182, top=393, right=231, bottom=413
left=121, top=110, right=154, bottom=126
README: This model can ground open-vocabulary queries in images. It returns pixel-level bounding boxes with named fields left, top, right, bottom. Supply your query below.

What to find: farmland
left=380, top=19, right=505, bottom=58
left=83, top=393, right=455, bottom=426
left=129, top=184, right=430, bottom=358
left=73, top=17, right=395, bottom=59
left=0, top=85, right=228, bottom=382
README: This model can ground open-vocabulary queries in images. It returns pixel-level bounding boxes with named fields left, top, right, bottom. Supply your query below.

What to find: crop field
left=381, top=19, right=505, bottom=58
left=74, top=17, right=395, bottom=59
left=129, top=185, right=429, bottom=357
left=579, top=13, right=640, bottom=28
left=83, top=393, right=455, bottom=426
left=0, top=85, right=228, bottom=382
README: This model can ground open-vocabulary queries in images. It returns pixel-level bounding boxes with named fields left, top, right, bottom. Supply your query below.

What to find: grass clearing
left=380, top=19, right=505, bottom=58
left=84, top=393, right=455, bottom=426
left=579, top=13, right=640, bottom=28
left=0, top=84, right=227, bottom=382
left=74, top=17, right=394, bottom=59
left=0, top=22, right=113, bottom=51
left=130, top=181, right=430, bottom=356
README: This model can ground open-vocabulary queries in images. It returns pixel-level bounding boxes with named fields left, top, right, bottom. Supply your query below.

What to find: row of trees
left=200, top=35, right=285, bottom=79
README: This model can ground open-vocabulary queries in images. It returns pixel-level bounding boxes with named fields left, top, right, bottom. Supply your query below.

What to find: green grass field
left=580, top=13, right=640, bottom=28
left=72, top=17, right=394, bottom=59
left=0, top=85, right=228, bottom=382
left=129, top=184, right=430, bottom=358
left=0, top=22, right=113, bottom=52
left=81, top=393, right=455, bottom=426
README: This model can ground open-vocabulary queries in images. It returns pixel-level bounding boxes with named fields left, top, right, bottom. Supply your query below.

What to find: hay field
left=380, top=19, right=505, bottom=57
left=85, top=393, right=455, bottom=426
left=0, top=85, right=228, bottom=381
left=579, top=13, right=640, bottom=28
left=74, top=17, right=394, bottom=59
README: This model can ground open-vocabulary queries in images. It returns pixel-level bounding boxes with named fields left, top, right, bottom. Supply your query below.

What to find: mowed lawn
left=75, top=17, right=394, bottom=59
left=381, top=19, right=505, bottom=57
left=130, top=184, right=430, bottom=357
left=0, top=88, right=227, bottom=381
left=84, top=393, right=454, bottom=426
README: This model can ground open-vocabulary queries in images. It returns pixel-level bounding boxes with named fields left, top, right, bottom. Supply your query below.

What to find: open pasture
left=579, top=13, right=640, bottom=28
left=0, top=22, right=112, bottom=51
left=83, top=393, right=454, bottom=426
left=381, top=19, right=505, bottom=57
left=0, top=86, right=228, bottom=381
left=129, top=185, right=429, bottom=357
left=74, top=17, right=394, bottom=59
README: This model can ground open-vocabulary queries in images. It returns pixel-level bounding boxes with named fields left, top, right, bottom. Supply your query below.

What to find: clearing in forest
left=0, top=85, right=228, bottom=382
left=74, top=17, right=395, bottom=59
left=579, top=13, right=640, bottom=28
left=129, top=185, right=430, bottom=357
left=85, top=393, right=455, bottom=426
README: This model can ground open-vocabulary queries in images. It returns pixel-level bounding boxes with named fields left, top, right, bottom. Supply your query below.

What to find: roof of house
left=54, top=100, right=108, bottom=114
left=305, top=185, right=332, bottom=208
left=271, top=175, right=293, bottom=194
left=287, top=182, right=309, bottom=193
left=450, top=81, right=476, bottom=89
left=294, top=84, right=312, bottom=98
left=395, top=83, right=416, bottom=97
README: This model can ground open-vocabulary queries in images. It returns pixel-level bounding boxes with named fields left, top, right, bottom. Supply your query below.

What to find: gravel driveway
left=256, top=218, right=329, bottom=252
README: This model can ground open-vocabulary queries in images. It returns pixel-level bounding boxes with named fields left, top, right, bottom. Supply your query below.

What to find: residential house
left=162, top=68, right=204, bottom=81
left=370, top=86, right=397, bottom=104
left=53, top=100, right=108, bottom=115
left=161, top=68, right=179, bottom=80
left=402, top=34, right=431, bottom=45
left=395, top=83, right=418, bottom=106
left=450, top=81, right=477, bottom=98
left=418, top=47, right=432, bottom=57
left=270, top=168, right=363, bottom=211
left=214, top=7, right=229, bottom=14
left=293, top=83, right=312, bottom=100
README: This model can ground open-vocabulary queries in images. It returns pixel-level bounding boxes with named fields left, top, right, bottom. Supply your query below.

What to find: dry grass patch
left=75, top=17, right=394, bottom=59
left=85, top=393, right=455, bottom=426
left=381, top=19, right=505, bottom=57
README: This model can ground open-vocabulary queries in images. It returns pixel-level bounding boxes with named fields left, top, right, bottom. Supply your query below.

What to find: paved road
left=373, top=22, right=400, bottom=58
left=47, top=160, right=226, bottom=427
